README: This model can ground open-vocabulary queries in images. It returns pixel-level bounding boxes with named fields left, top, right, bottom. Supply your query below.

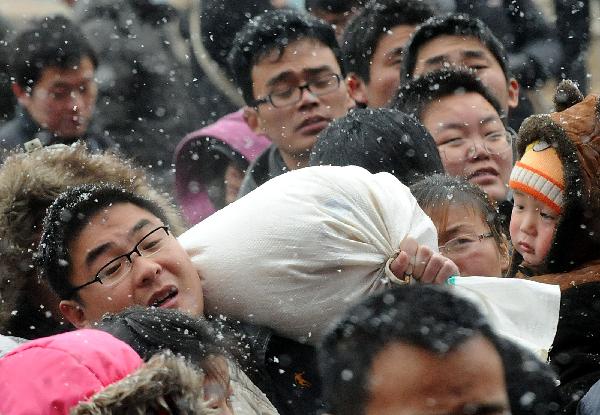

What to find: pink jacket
left=0, top=329, right=143, bottom=415
left=174, top=110, right=270, bottom=225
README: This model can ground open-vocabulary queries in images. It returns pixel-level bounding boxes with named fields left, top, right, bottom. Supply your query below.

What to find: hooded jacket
left=72, top=351, right=279, bottom=415
left=72, top=352, right=218, bottom=415
left=510, top=80, right=600, bottom=279
left=174, top=110, right=270, bottom=224
left=510, top=81, right=600, bottom=413
left=0, top=329, right=143, bottom=415
left=0, top=143, right=185, bottom=339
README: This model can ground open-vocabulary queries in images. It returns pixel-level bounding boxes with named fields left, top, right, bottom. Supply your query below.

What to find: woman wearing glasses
left=411, top=174, right=509, bottom=277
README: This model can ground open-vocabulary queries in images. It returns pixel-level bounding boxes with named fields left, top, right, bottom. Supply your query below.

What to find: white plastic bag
left=178, top=166, right=437, bottom=344
left=448, top=276, right=561, bottom=360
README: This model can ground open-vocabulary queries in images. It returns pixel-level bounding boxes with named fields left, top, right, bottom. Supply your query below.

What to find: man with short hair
left=37, top=182, right=458, bottom=414
left=319, top=285, right=560, bottom=415
left=399, top=13, right=525, bottom=130
left=392, top=69, right=514, bottom=223
left=305, top=0, right=364, bottom=41
left=0, top=15, right=111, bottom=155
left=342, top=0, right=433, bottom=108
left=0, top=143, right=183, bottom=340
left=228, top=9, right=355, bottom=196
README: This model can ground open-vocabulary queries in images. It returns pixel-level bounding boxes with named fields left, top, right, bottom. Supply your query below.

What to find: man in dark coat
left=0, top=15, right=112, bottom=156
left=72, top=0, right=201, bottom=189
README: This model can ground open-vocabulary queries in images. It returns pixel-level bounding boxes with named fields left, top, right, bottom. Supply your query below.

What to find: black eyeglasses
left=252, top=73, right=342, bottom=108
left=69, top=226, right=170, bottom=296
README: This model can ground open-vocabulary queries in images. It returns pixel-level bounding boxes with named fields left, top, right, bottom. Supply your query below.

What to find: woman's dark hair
left=410, top=174, right=508, bottom=261
left=97, top=306, right=236, bottom=388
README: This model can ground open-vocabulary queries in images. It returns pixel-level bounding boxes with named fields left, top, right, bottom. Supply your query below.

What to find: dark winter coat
left=238, top=145, right=289, bottom=197
left=222, top=319, right=325, bottom=415
left=72, top=0, right=206, bottom=190
left=0, top=107, right=113, bottom=157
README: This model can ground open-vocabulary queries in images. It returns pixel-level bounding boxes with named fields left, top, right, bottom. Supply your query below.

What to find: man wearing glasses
left=36, top=183, right=458, bottom=415
left=393, top=69, right=514, bottom=205
left=37, top=185, right=203, bottom=328
left=228, top=9, right=355, bottom=197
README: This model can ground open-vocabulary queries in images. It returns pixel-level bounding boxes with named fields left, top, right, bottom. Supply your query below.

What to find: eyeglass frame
left=438, top=232, right=494, bottom=255
left=437, top=126, right=516, bottom=162
left=68, top=225, right=171, bottom=297
left=250, top=73, right=342, bottom=108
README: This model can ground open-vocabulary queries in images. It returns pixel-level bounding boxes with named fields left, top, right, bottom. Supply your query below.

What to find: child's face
left=510, top=191, right=559, bottom=267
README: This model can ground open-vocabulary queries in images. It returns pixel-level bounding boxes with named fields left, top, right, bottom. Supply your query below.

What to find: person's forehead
left=79, top=203, right=162, bottom=235
left=36, top=57, right=96, bottom=88
left=425, top=93, right=500, bottom=122
left=376, top=24, right=416, bottom=51
left=251, top=39, right=340, bottom=82
left=366, top=336, right=507, bottom=413
left=418, top=34, right=494, bottom=60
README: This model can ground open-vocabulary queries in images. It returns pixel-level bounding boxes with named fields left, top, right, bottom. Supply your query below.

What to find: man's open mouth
left=149, top=286, right=178, bottom=307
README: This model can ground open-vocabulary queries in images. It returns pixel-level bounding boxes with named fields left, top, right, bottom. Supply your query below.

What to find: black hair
left=98, top=306, right=228, bottom=361
left=10, top=15, right=98, bottom=90
left=309, top=108, right=443, bottom=185
left=399, top=13, right=510, bottom=83
left=410, top=174, right=508, bottom=262
left=391, top=68, right=505, bottom=120
left=228, top=8, right=344, bottom=105
left=200, top=0, right=273, bottom=71
left=319, top=285, right=496, bottom=415
left=97, top=306, right=235, bottom=396
left=342, top=0, right=433, bottom=83
left=305, top=0, right=364, bottom=13
left=319, top=285, right=561, bottom=415
left=36, top=184, right=171, bottom=301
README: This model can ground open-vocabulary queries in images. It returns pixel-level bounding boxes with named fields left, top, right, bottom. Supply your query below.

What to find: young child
left=505, top=80, right=600, bottom=411
left=411, top=174, right=509, bottom=277
left=506, top=80, right=599, bottom=282
left=508, top=139, right=564, bottom=277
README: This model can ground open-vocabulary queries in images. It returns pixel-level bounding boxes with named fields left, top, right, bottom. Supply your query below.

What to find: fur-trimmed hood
left=0, top=143, right=185, bottom=337
left=73, top=351, right=279, bottom=415
left=72, top=352, right=217, bottom=415
left=511, top=80, right=600, bottom=277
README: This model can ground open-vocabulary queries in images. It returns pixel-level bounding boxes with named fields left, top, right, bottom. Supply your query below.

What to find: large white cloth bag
left=178, top=166, right=437, bottom=344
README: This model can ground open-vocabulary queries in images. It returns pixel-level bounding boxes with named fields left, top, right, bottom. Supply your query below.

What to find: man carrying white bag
left=179, top=166, right=559, bottom=356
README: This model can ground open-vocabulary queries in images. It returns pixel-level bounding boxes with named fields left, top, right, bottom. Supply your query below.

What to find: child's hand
left=390, top=237, right=460, bottom=284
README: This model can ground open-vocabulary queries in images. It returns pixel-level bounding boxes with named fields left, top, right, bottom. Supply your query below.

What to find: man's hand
left=390, top=237, right=459, bottom=284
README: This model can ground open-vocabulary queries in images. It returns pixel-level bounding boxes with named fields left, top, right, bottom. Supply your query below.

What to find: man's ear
left=11, top=83, right=30, bottom=106
left=59, top=299, right=90, bottom=329
left=507, top=78, right=520, bottom=109
left=243, top=106, right=263, bottom=134
left=346, top=73, right=368, bottom=106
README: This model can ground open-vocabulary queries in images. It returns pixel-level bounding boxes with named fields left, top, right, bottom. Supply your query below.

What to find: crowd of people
left=0, top=0, right=597, bottom=414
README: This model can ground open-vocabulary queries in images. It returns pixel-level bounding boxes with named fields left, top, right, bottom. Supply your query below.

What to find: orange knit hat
left=509, top=140, right=565, bottom=215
